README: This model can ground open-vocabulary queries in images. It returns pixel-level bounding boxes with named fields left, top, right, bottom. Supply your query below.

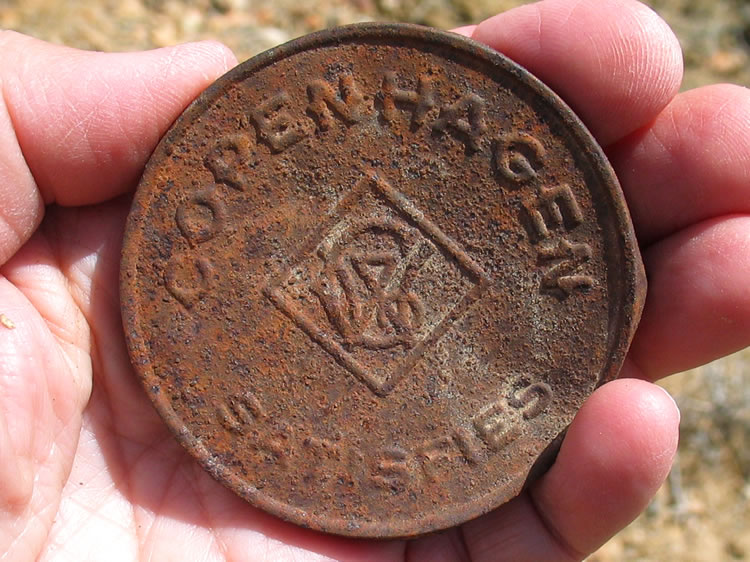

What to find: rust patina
left=120, top=23, right=645, bottom=538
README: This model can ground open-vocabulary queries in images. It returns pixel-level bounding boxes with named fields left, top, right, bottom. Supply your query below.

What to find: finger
left=451, top=25, right=477, bottom=37
left=471, top=0, right=683, bottom=146
left=0, top=31, right=237, bottom=265
left=528, top=379, right=679, bottom=557
left=628, top=216, right=750, bottom=379
left=453, top=378, right=679, bottom=561
left=608, top=84, right=750, bottom=245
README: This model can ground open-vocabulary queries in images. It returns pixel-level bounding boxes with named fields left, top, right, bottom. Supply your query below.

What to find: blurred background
left=1, top=0, right=748, bottom=559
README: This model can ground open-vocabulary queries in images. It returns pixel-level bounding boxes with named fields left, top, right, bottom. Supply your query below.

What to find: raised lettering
left=432, top=93, right=487, bottom=151
left=494, top=133, right=546, bottom=184
left=529, top=184, right=584, bottom=238
left=217, top=402, right=238, bottom=432
left=250, top=91, right=309, bottom=152
left=473, top=400, right=520, bottom=451
left=345, top=446, right=367, bottom=484
left=204, top=134, right=255, bottom=190
left=164, top=254, right=214, bottom=309
left=307, top=75, right=366, bottom=131
left=252, top=438, right=286, bottom=468
left=381, top=72, right=436, bottom=126
left=217, top=392, right=265, bottom=432
left=371, top=446, right=410, bottom=492
left=175, top=188, right=227, bottom=247
left=509, top=382, right=552, bottom=419
left=539, top=238, right=595, bottom=295
left=452, top=427, right=483, bottom=465
left=418, top=435, right=455, bottom=481
left=302, top=436, right=342, bottom=463
left=418, top=429, right=481, bottom=480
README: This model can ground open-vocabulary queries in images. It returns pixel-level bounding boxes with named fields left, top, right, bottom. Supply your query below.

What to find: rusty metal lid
left=120, top=23, right=645, bottom=538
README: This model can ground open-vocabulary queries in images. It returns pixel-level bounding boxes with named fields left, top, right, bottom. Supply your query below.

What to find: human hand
left=1, top=0, right=748, bottom=560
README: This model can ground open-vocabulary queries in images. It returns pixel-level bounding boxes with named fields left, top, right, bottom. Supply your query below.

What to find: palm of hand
left=6, top=200, right=412, bottom=558
left=2, top=1, right=750, bottom=560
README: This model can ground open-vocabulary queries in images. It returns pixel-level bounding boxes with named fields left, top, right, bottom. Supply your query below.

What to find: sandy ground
left=1, top=1, right=749, bottom=560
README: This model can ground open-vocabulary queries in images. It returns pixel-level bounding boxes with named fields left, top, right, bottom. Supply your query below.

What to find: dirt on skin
left=0, top=1, right=748, bottom=560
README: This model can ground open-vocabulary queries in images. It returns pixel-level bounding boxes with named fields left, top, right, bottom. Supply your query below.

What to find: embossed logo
left=314, top=216, right=426, bottom=351
left=265, top=170, right=489, bottom=396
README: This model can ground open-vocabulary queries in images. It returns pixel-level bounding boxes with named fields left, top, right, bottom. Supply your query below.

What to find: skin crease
left=0, top=0, right=748, bottom=560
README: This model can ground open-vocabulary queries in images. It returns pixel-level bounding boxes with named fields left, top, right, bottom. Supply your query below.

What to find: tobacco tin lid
left=120, top=23, right=645, bottom=538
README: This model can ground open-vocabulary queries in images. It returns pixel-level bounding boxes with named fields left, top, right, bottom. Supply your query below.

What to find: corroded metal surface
left=120, top=23, right=645, bottom=538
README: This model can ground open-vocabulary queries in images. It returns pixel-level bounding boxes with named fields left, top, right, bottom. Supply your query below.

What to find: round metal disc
left=120, top=23, right=645, bottom=538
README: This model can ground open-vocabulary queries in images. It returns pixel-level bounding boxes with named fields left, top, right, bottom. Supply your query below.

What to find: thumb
left=0, top=31, right=237, bottom=263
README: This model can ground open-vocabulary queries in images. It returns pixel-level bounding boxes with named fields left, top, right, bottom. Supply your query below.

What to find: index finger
left=470, top=0, right=683, bottom=146
left=0, top=32, right=237, bottom=265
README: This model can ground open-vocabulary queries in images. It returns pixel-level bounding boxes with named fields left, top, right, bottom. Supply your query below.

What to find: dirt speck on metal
left=120, top=23, right=645, bottom=539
